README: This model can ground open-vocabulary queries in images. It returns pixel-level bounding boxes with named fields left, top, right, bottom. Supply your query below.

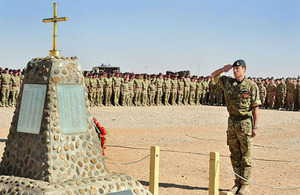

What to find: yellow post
left=208, top=152, right=220, bottom=195
left=149, top=146, right=160, bottom=195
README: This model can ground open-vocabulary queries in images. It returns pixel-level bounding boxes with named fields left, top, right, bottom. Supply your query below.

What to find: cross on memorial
left=42, top=2, right=68, bottom=57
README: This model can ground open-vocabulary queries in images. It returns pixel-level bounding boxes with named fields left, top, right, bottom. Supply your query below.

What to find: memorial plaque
left=107, top=190, right=134, bottom=195
left=17, top=84, right=47, bottom=134
left=57, top=85, right=87, bottom=134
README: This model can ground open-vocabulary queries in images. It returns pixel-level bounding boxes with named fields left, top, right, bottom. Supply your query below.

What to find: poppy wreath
left=93, top=118, right=107, bottom=156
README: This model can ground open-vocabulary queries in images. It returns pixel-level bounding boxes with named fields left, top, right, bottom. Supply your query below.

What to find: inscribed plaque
left=17, top=84, right=47, bottom=134
left=57, top=85, right=87, bottom=134
left=107, top=190, right=133, bottom=195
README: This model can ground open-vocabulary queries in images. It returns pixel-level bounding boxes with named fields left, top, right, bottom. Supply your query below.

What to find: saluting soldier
left=211, top=59, right=261, bottom=195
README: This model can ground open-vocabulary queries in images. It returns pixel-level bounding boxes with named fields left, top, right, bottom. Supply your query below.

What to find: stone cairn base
left=0, top=173, right=151, bottom=195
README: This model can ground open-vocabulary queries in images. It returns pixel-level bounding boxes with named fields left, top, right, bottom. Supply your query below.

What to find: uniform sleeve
left=216, top=75, right=227, bottom=90
left=251, top=82, right=261, bottom=107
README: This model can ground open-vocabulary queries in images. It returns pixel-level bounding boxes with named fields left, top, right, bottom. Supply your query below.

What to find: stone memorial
left=0, top=3, right=151, bottom=195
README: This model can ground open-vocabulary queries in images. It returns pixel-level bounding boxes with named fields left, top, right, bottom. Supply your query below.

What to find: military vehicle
left=92, top=63, right=120, bottom=74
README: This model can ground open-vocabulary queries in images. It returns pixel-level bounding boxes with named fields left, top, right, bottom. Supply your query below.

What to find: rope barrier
left=219, top=160, right=300, bottom=191
left=105, top=154, right=150, bottom=166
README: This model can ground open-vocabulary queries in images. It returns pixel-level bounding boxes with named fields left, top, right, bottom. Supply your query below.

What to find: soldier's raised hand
left=223, top=64, right=233, bottom=73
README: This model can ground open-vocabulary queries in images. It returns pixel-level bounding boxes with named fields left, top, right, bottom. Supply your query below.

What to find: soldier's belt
left=229, top=115, right=252, bottom=120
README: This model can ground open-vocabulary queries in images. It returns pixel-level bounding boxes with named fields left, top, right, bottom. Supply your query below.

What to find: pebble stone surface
left=0, top=56, right=151, bottom=194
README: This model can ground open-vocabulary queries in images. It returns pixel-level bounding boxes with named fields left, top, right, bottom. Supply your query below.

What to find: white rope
left=219, top=160, right=300, bottom=190
left=105, top=154, right=150, bottom=166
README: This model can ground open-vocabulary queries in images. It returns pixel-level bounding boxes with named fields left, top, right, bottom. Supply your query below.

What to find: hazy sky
left=0, top=0, right=300, bottom=78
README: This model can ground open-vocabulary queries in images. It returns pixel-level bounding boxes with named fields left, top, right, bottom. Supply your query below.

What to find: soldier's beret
left=232, top=59, right=246, bottom=67
left=5, top=68, right=8, bottom=71
left=0, top=67, right=2, bottom=71
left=13, top=70, right=18, bottom=73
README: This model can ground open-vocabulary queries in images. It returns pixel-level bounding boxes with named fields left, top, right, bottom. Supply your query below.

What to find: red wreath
left=93, top=118, right=107, bottom=156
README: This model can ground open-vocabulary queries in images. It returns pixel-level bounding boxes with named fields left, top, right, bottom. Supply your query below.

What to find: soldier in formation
left=76, top=71, right=299, bottom=112
left=0, top=68, right=23, bottom=108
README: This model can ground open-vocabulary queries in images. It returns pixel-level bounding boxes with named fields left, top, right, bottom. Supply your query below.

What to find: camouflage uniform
left=195, top=79, right=203, bottom=105
left=104, top=76, right=113, bottom=106
left=134, top=76, right=143, bottom=106
left=277, top=81, right=286, bottom=110
left=10, top=74, right=21, bottom=107
left=286, top=81, right=296, bottom=110
left=201, top=80, right=209, bottom=105
left=189, top=79, right=196, bottom=105
left=141, top=79, right=149, bottom=106
left=177, top=78, right=184, bottom=105
left=90, top=76, right=97, bottom=106
left=257, top=82, right=266, bottom=108
left=183, top=76, right=191, bottom=105
left=170, top=77, right=178, bottom=105
left=96, top=76, right=105, bottom=106
left=155, top=76, right=164, bottom=106
left=148, top=81, right=156, bottom=106
left=0, top=73, right=12, bottom=107
left=121, top=80, right=129, bottom=106
left=215, top=83, right=223, bottom=106
left=209, top=80, right=216, bottom=105
left=128, top=77, right=134, bottom=106
left=266, top=81, right=276, bottom=108
left=113, top=76, right=122, bottom=106
left=163, top=76, right=171, bottom=105
left=217, top=75, right=261, bottom=187
left=295, top=81, right=300, bottom=111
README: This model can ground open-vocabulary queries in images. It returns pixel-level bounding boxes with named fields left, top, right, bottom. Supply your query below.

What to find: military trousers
left=183, top=88, right=190, bottom=105
left=114, top=87, right=120, bottom=105
left=156, top=88, right=163, bottom=105
left=105, top=88, right=112, bottom=106
left=170, top=90, right=177, bottom=105
left=97, top=90, right=104, bottom=106
left=177, top=91, right=183, bottom=105
left=1, top=85, right=10, bottom=107
left=141, top=90, right=148, bottom=106
left=134, top=88, right=142, bottom=106
left=227, top=116, right=253, bottom=185
left=189, top=91, right=195, bottom=105
left=164, top=90, right=170, bottom=105
left=195, top=91, right=202, bottom=105
left=11, top=86, right=20, bottom=106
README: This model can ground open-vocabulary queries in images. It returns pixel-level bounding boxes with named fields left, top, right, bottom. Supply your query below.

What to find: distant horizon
left=1, top=0, right=299, bottom=78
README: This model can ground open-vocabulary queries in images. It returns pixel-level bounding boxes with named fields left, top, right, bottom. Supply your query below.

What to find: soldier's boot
left=238, top=185, right=249, bottom=195
left=229, top=183, right=241, bottom=194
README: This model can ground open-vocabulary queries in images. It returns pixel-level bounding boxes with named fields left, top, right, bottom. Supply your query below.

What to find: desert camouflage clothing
left=217, top=75, right=261, bottom=186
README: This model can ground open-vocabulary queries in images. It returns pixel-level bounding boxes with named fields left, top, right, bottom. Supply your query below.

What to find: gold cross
left=42, top=3, right=68, bottom=57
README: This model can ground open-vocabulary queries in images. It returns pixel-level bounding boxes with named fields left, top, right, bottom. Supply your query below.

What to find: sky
left=0, top=0, right=300, bottom=78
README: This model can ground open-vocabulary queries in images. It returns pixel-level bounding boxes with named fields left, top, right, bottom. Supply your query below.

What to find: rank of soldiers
left=82, top=71, right=300, bottom=111
left=0, top=67, right=299, bottom=111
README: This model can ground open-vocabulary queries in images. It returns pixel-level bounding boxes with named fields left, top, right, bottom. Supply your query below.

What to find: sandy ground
left=1, top=105, right=300, bottom=195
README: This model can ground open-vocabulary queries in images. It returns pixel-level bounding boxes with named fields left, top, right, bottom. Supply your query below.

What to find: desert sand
left=1, top=105, right=300, bottom=195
